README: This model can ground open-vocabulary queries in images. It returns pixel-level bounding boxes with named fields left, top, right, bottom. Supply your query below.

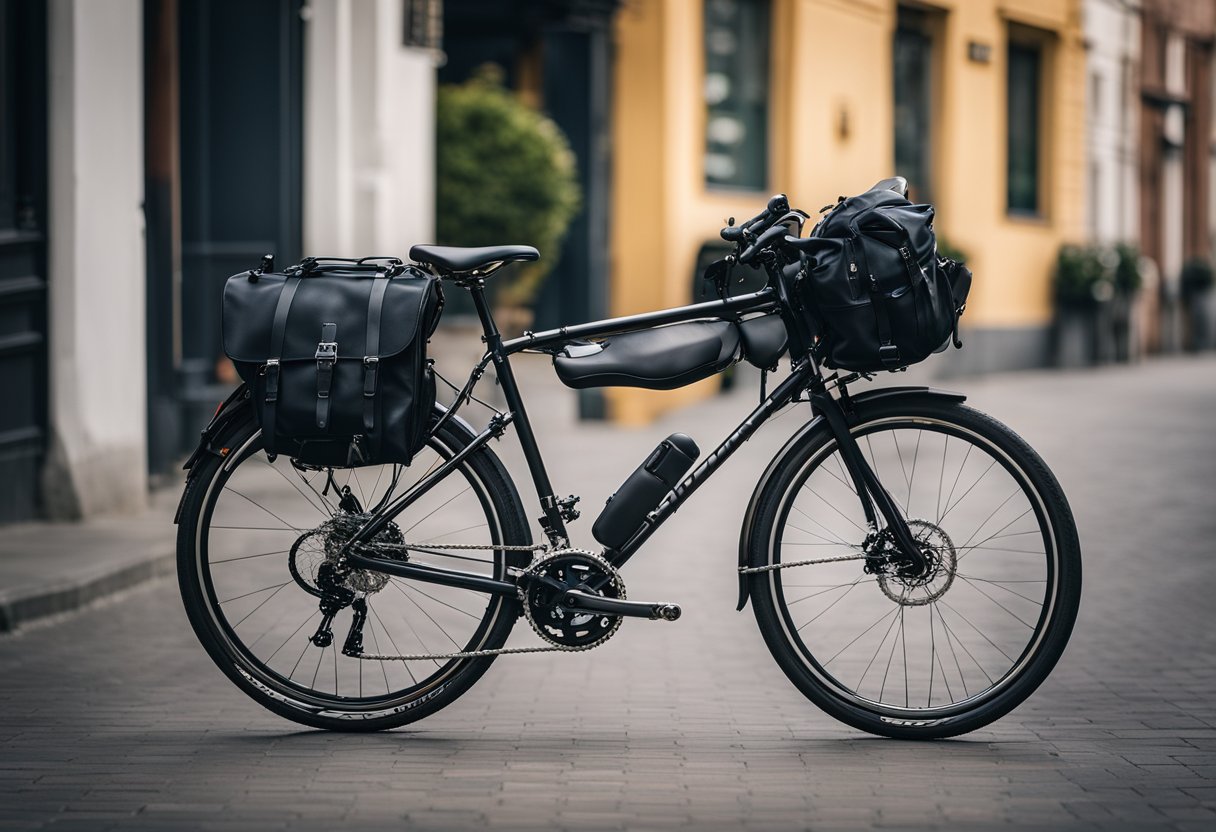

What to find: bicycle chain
left=737, top=553, right=869, bottom=574
left=352, top=544, right=622, bottom=662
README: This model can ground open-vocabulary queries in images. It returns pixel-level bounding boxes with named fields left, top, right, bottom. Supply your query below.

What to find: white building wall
left=1083, top=0, right=1140, bottom=246
left=303, top=0, right=437, bottom=258
left=44, top=0, right=147, bottom=519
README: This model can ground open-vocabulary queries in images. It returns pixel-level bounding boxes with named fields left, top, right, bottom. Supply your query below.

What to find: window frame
left=701, top=0, right=774, bottom=194
left=1005, top=23, right=1053, bottom=220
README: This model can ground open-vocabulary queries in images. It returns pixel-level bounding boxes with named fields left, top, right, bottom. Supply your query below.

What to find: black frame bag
left=222, top=257, right=443, bottom=467
left=796, top=188, right=971, bottom=373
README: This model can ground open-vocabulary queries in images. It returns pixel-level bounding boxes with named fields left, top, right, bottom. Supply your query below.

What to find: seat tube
left=467, top=283, right=569, bottom=544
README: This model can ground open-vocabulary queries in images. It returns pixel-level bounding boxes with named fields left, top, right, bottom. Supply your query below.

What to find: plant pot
left=1184, top=289, right=1215, bottom=351
left=1110, top=294, right=1135, bottom=363
left=1054, top=303, right=1097, bottom=368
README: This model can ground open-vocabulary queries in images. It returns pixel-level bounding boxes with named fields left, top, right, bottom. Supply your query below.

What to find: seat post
left=466, top=282, right=568, bottom=545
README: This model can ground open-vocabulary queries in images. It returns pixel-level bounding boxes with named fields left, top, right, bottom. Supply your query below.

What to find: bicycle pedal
left=653, top=603, right=682, bottom=622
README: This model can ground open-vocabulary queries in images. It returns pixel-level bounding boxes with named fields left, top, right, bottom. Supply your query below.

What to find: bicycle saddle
left=409, top=244, right=539, bottom=273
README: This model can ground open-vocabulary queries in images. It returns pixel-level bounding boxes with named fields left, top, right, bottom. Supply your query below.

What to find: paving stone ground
left=1, top=354, right=1215, bottom=831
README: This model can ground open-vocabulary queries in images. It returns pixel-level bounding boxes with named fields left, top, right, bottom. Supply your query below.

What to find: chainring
left=521, top=549, right=625, bottom=649
left=287, top=513, right=405, bottom=597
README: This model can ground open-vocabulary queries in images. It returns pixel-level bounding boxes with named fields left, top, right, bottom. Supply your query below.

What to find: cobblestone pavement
left=1, top=355, right=1215, bottom=831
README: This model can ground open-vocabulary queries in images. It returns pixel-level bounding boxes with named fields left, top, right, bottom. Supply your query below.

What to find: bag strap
left=315, top=322, right=338, bottom=430
left=854, top=234, right=903, bottom=370
left=362, top=275, right=390, bottom=458
left=263, top=276, right=301, bottom=453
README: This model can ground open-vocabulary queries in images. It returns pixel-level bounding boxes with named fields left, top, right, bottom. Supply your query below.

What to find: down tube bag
left=221, top=265, right=443, bottom=467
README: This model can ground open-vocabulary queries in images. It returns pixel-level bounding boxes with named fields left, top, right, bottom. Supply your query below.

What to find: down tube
left=605, top=365, right=814, bottom=569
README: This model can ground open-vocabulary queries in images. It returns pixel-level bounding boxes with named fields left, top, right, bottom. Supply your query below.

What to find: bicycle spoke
left=940, top=600, right=1014, bottom=664
left=220, top=581, right=291, bottom=605
left=797, top=484, right=865, bottom=535
left=265, top=611, right=317, bottom=665
left=390, top=579, right=483, bottom=620
left=957, top=575, right=1045, bottom=604
left=936, top=605, right=994, bottom=686
left=211, top=548, right=290, bottom=565
left=957, top=577, right=1036, bottom=629
left=939, top=458, right=998, bottom=523
left=231, top=581, right=292, bottom=629
left=939, top=443, right=972, bottom=523
left=767, top=415, right=1059, bottom=717
left=825, top=604, right=900, bottom=666
left=261, top=459, right=332, bottom=517
left=222, top=486, right=303, bottom=532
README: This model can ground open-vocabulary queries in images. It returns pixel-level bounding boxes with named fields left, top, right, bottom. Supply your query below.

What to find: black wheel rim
left=192, top=426, right=513, bottom=716
left=765, top=415, right=1059, bottom=719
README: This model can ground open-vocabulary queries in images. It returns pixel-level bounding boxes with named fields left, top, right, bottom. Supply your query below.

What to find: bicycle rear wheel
left=748, top=398, right=1081, bottom=739
left=176, top=407, right=532, bottom=731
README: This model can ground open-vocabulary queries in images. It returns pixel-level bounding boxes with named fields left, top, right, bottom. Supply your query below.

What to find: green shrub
left=1181, top=256, right=1215, bottom=296
left=1054, top=244, right=1113, bottom=306
left=1112, top=242, right=1142, bottom=295
left=436, top=65, right=581, bottom=307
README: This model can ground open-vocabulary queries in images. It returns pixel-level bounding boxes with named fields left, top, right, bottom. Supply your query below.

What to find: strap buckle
left=362, top=356, right=379, bottom=398
left=262, top=358, right=281, bottom=402
left=878, top=344, right=902, bottom=368
left=315, top=341, right=338, bottom=364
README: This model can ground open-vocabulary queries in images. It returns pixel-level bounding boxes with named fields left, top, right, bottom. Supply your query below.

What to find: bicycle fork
left=809, top=385, right=928, bottom=576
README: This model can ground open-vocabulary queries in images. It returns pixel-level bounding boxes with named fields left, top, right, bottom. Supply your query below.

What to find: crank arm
left=560, top=588, right=682, bottom=621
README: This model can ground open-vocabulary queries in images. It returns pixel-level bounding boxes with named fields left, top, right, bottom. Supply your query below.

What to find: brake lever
left=738, top=223, right=790, bottom=265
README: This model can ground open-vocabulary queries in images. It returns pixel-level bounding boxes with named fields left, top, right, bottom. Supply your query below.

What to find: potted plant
left=435, top=65, right=581, bottom=333
left=1180, top=256, right=1215, bottom=351
left=1053, top=244, right=1113, bottom=367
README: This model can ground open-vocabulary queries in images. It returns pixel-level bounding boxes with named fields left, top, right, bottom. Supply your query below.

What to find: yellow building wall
left=608, top=0, right=1087, bottom=424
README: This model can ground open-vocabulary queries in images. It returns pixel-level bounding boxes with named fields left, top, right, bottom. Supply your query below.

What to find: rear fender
left=735, top=386, right=966, bottom=610
left=174, top=384, right=253, bottom=524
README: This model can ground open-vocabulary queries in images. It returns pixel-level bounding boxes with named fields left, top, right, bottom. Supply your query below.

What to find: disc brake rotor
left=875, top=519, right=958, bottom=606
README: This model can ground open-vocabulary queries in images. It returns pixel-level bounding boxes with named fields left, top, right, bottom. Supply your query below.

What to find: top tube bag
left=795, top=187, right=971, bottom=373
left=221, top=257, right=444, bottom=467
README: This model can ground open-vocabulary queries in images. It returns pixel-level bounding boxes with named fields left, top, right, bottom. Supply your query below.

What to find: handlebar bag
left=222, top=259, right=443, bottom=467
left=798, top=190, right=971, bottom=373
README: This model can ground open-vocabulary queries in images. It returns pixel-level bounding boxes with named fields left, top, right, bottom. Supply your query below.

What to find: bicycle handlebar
left=721, top=194, right=790, bottom=243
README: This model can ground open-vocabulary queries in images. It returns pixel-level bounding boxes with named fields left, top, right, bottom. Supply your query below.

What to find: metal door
left=0, top=0, right=48, bottom=522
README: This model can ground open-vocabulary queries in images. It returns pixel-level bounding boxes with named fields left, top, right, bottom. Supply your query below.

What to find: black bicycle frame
left=343, top=276, right=925, bottom=597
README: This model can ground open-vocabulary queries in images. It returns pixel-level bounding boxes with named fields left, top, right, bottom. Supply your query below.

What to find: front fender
left=735, top=385, right=966, bottom=610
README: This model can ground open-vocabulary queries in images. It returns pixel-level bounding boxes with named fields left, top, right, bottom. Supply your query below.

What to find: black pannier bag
left=793, top=185, right=972, bottom=373
left=222, top=257, right=443, bottom=467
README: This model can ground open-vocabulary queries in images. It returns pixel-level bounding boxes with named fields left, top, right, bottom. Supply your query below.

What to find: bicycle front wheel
left=748, top=397, right=1081, bottom=739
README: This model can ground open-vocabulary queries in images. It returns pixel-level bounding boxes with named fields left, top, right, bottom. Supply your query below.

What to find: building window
left=1007, top=38, right=1042, bottom=215
left=403, top=0, right=442, bottom=50
left=704, top=0, right=770, bottom=190
left=893, top=6, right=936, bottom=204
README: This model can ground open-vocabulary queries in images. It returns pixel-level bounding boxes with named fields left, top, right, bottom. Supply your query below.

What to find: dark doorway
left=0, top=0, right=48, bottom=522
left=440, top=0, right=617, bottom=333
left=145, top=0, right=304, bottom=473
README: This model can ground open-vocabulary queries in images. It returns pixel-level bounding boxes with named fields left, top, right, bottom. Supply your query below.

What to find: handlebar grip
left=738, top=224, right=790, bottom=265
